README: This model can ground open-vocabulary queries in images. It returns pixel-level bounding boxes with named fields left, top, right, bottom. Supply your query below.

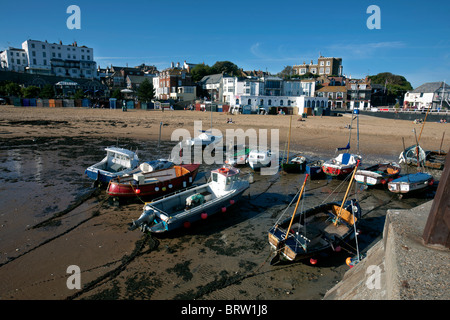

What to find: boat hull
left=268, top=201, right=360, bottom=263
left=355, top=163, right=401, bottom=187
left=306, top=160, right=325, bottom=179
left=388, top=172, right=434, bottom=195
left=151, top=187, right=248, bottom=233
left=107, top=164, right=200, bottom=199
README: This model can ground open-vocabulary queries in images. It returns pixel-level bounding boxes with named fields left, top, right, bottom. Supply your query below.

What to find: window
left=42, top=45, right=45, bottom=49
left=43, top=52, right=46, bottom=57
left=326, top=67, right=330, bottom=74
left=319, top=68, right=324, bottom=74
left=280, top=100, right=283, bottom=106
left=212, top=173, right=218, bottom=182
left=31, top=43, right=35, bottom=48
left=11, top=58, right=14, bottom=63
left=32, top=51, right=36, bottom=57
left=81, top=55, right=84, bottom=60
left=320, top=61, right=324, bottom=66
left=22, top=60, right=26, bottom=64
left=43, top=59, right=47, bottom=65
left=52, top=53, right=55, bottom=57
left=33, top=59, right=36, bottom=64
left=87, top=56, right=90, bottom=60
left=326, top=61, right=330, bottom=66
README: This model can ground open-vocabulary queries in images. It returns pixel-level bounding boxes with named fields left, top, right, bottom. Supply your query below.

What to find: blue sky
left=1, top=0, right=449, bottom=88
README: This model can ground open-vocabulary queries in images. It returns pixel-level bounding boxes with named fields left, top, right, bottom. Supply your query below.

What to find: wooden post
left=422, top=148, right=450, bottom=248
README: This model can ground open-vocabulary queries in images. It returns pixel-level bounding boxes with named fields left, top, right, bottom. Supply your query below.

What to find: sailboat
left=268, top=160, right=362, bottom=265
left=281, top=115, right=307, bottom=173
left=322, top=109, right=362, bottom=178
left=390, top=129, right=434, bottom=198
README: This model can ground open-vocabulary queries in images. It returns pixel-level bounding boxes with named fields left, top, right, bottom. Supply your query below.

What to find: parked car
left=0, top=98, right=7, bottom=105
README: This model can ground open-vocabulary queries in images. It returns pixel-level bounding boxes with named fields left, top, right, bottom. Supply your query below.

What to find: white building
left=21, top=39, right=98, bottom=79
left=404, top=82, right=450, bottom=110
left=0, top=47, right=27, bottom=72
left=282, top=80, right=315, bottom=97
left=231, top=94, right=327, bottom=115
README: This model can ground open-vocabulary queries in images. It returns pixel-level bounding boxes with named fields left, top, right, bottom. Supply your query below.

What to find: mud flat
left=0, top=105, right=445, bottom=301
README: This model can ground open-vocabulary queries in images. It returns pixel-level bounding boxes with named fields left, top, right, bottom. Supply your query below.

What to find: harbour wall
left=324, top=200, right=450, bottom=300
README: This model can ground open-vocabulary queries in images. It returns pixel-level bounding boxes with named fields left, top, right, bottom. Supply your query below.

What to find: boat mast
left=284, top=174, right=309, bottom=240
left=286, top=115, right=292, bottom=164
left=334, top=160, right=360, bottom=226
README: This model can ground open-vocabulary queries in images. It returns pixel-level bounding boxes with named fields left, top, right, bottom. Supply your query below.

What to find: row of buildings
left=1, top=39, right=449, bottom=112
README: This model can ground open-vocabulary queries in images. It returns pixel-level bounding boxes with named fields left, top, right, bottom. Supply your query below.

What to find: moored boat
left=129, top=166, right=250, bottom=234
left=387, top=172, right=434, bottom=197
left=355, top=162, right=401, bottom=187
left=268, top=162, right=362, bottom=265
left=248, top=149, right=277, bottom=171
left=85, top=147, right=139, bottom=185
left=281, top=155, right=307, bottom=173
left=107, top=163, right=200, bottom=199
left=322, top=153, right=361, bottom=178
left=306, top=159, right=325, bottom=180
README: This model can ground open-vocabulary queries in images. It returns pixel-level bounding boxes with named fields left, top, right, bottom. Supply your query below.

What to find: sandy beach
left=0, top=106, right=447, bottom=157
left=0, top=105, right=446, bottom=301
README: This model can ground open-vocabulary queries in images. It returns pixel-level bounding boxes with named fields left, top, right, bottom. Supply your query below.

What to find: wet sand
left=0, top=105, right=446, bottom=301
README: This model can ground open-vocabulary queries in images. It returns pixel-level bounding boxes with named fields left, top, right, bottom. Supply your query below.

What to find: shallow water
left=0, top=136, right=438, bottom=300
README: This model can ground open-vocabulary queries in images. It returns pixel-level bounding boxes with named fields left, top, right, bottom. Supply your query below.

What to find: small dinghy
left=355, top=162, right=401, bottom=187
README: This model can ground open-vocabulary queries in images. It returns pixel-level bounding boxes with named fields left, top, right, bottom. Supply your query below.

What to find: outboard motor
left=129, top=209, right=156, bottom=231
left=346, top=199, right=361, bottom=219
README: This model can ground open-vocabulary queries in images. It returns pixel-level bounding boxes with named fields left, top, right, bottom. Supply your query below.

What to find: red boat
left=322, top=153, right=362, bottom=178
left=107, top=164, right=200, bottom=199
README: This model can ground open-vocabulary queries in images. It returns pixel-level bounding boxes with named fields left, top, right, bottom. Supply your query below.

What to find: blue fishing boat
left=388, top=172, right=434, bottom=197
left=85, top=147, right=140, bottom=185
left=129, top=166, right=250, bottom=234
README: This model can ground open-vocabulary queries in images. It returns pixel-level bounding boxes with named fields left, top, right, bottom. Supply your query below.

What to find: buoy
left=162, top=187, right=166, bottom=191
left=310, top=258, right=317, bottom=265
left=334, top=246, right=341, bottom=252
left=183, top=221, right=191, bottom=228
left=221, top=207, right=227, bottom=213
left=135, top=188, right=141, bottom=194
left=169, top=184, right=173, bottom=188
left=230, top=199, right=235, bottom=205
left=346, top=257, right=354, bottom=268
left=381, top=179, right=386, bottom=184
left=155, top=187, right=159, bottom=191
left=201, top=212, right=208, bottom=219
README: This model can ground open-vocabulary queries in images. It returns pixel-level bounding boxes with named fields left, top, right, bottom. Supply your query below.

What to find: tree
left=211, top=61, right=240, bottom=76
left=369, top=72, right=413, bottom=103
left=40, top=84, right=55, bottom=99
left=74, top=89, right=85, bottom=99
left=277, top=66, right=294, bottom=79
left=111, top=88, right=123, bottom=100
left=22, top=86, right=41, bottom=98
left=191, top=63, right=212, bottom=82
left=137, top=78, right=155, bottom=102
left=3, top=81, right=22, bottom=97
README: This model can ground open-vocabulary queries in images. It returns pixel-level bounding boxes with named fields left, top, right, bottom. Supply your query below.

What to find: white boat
left=184, top=130, right=222, bottom=148
left=248, top=149, right=277, bottom=171
left=129, top=166, right=250, bottom=233
left=388, top=172, right=434, bottom=197
left=85, top=147, right=139, bottom=185
left=322, top=153, right=362, bottom=178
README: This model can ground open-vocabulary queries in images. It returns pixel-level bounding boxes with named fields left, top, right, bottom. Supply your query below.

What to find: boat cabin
left=210, top=166, right=241, bottom=192
left=103, top=147, right=139, bottom=172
